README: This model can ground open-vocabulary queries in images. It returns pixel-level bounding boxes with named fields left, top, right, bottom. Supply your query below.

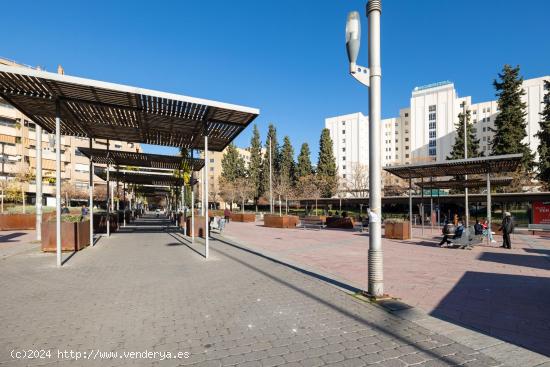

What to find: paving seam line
left=212, top=233, right=549, bottom=367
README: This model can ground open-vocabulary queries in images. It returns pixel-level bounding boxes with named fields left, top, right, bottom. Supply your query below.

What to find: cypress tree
left=259, top=124, right=279, bottom=197
left=490, top=64, right=534, bottom=172
left=317, top=128, right=337, bottom=197
left=447, top=110, right=481, bottom=160
left=536, top=80, right=550, bottom=188
left=248, top=125, right=263, bottom=204
left=221, top=144, right=246, bottom=182
left=296, top=142, right=313, bottom=178
left=279, top=136, right=296, bottom=186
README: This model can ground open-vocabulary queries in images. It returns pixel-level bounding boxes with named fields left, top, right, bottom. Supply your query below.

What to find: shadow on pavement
left=477, top=252, right=550, bottom=271
left=431, top=271, right=550, bottom=356
left=212, top=237, right=492, bottom=366
left=0, top=232, right=27, bottom=243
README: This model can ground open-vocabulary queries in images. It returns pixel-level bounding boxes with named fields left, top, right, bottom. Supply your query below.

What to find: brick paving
left=0, top=215, right=517, bottom=366
left=220, top=221, right=550, bottom=358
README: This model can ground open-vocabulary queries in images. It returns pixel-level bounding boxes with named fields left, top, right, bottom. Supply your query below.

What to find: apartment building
left=326, top=75, right=549, bottom=181
left=0, top=58, right=140, bottom=205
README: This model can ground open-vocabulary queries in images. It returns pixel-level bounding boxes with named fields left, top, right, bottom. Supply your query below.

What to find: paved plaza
left=220, top=221, right=550, bottom=358
left=1, top=215, right=546, bottom=366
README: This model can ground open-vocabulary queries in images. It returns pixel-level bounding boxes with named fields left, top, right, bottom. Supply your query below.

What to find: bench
left=528, top=224, right=550, bottom=234
left=300, top=219, right=325, bottom=230
left=353, top=221, right=369, bottom=232
left=448, top=228, right=483, bottom=250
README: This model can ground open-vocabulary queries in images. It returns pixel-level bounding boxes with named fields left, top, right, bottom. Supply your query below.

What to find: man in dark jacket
left=500, top=212, right=514, bottom=249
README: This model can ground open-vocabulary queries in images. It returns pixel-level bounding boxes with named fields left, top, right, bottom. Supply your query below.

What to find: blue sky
left=2, top=0, right=549, bottom=159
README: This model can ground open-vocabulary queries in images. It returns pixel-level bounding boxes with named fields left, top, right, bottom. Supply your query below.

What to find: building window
left=342, top=130, right=345, bottom=134
left=404, top=113, right=409, bottom=117
left=210, top=158, right=214, bottom=163
left=74, top=163, right=89, bottom=173
left=342, top=165, right=346, bottom=170
left=209, top=167, right=214, bottom=172
left=405, top=138, right=409, bottom=142
left=342, top=156, right=346, bottom=161
left=0, top=117, right=16, bottom=128
left=342, top=139, right=345, bottom=143
left=114, top=144, right=122, bottom=149
left=429, top=105, right=436, bottom=112
left=75, top=149, right=85, bottom=157
left=342, top=121, right=345, bottom=125
left=429, top=122, right=436, bottom=129
left=342, top=148, right=346, bottom=152
left=429, top=140, right=437, bottom=147
left=429, top=113, right=436, bottom=121
left=395, top=139, right=398, bottom=143
left=405, top=146, right=409, bottom=150
left=483, top=127, right=486, bottom=132
left=342, top=174, right=346, bottom=179
left=429, top=131, right=436, bottom=139
left=406, top=154, right=410, bottom=158
left=429, top=148, right=436, bottom=156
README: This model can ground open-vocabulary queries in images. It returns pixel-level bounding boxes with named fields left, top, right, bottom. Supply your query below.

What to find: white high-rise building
left=326, top=75, right=549, bottom=180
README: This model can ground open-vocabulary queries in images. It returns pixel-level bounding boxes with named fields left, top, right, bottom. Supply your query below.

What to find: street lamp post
left=346, top=0, right=384, bottom=298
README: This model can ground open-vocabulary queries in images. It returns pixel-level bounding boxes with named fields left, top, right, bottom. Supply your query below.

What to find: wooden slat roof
left=94, top=167, right=183, bottom=186
left=78, top=147, right=204, bottom=171
left=0, top=65, right=259, bottom=151
left=384, top=154, right=523, bottom=179
left=415, top=177, right=513, bottom=189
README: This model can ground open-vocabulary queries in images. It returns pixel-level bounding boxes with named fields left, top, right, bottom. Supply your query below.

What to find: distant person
left=473, top=220, right=483, bottom=235
left=499, top=212, right=514, bottom=249
left=61, top=204, right=70, bottom=214
left=481, top=219, right=496, bottom=243
left=438, top=220, right=457, bottom=247
left=81, top=205, right=88, bottom=216
left=224, top=208, right=231, bottom=223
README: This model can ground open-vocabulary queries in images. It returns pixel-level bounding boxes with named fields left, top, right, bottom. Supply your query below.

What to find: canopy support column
left=123, top=181, right=126, bottom=227
left=421, top=177, right=424, bottom=237
left=430, top=177, right=434, bottom=235
left=204, top=134, right=209, bottom=259
left=89, top=138, right=94, bottom=246
left=35, top=124, right=42, bottom=241
left=408, top=176, right=412, bottom=239
left=55, top=99, right=62, bottom=268
left=106, top=140, right=110, bottom=237
left=487, top=171, right=491, bottom=245
left=191, top=187, right=195, bottom=243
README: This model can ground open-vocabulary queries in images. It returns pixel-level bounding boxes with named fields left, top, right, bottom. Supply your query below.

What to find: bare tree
left=344, top=163, right=369, bottom=198
left=296, top=175, right=322, bottom=215
left=382, top=171, right=408, bottom=196
left=234, top=177, right=255, bottom=213
left=15, top=161, right=34, bottom=213
left=219, top=177, right=238, bottom=211
left=208, top=179, right=220, bottom=209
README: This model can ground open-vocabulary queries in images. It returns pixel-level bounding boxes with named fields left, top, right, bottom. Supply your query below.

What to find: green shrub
left=48, top=214, right=83, bottom=223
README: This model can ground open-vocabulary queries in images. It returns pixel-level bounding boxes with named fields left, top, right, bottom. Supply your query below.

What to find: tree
left=491, top=65, right=534, bottom=172
left=279, top=136, right=296, bottom=186
left=344, top=163, right=369, bottom=198
left=234, top=177, right=255, bottom=213
left=220, top=144, right=246, bottom=182
left=219, top=177, right=238, bottom=211
left=259, top=124, right=279, bottom=198
left=296, top=142, right=313, bottom=179
left=447, top=110, right=481, bottom=160
left=536, top=80, right=550, bottom=189
left=317, top=128, right=338, bottom=197
left=296, top=175, right=322, bottom=214
left=248, top=124, right=263, bottom=208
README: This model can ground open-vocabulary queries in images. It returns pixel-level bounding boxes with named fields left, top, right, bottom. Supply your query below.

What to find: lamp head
left=345, top=11, right=361, bottom=68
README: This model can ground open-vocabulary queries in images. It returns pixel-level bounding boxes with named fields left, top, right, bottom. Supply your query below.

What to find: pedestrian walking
left=499, top=212, right=514, bottom=249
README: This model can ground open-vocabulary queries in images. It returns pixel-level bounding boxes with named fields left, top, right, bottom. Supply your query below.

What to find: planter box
left=41, top=220, right=90, bottom=252
left=303, top=215, right=326, bottom=224
left=230, top=213, right=256, bottom=222
left=326, top=216, right=355, bottom=229
left=0, top=212, right=55, bottom=230
left=264, top=215, right=299, bottom=228
left=186, top=216, right=208, bottom=238
left=384, top=221, right=410, bottom=240
left=92, top=213, right=118, bottom=233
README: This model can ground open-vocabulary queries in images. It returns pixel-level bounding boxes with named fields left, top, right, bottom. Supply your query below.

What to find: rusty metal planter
left=0, top=212, right=54, bottom=230
left=230, top=213, right=256, bottom=222
left=264, top=215, right=299, bottom=228
left=41, top=220, right=90, bottom=252
left=384, top=221, right=411, bottom=240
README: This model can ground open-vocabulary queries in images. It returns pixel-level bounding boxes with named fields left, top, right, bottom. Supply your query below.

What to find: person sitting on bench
left=474, top=220, right=483, bottom=235
left=439, top=220, right=454, bottom=247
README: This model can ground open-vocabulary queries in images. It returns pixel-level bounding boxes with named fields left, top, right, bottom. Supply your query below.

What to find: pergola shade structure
left=383, top=154, right=523, bottom=179
left=415, top=177, right=513, bottom=190
left=77, top=147, right=204, bottom=171
left=0, top=65, right=259, bottom=151
left=0, top=64, right=259, bottom=266
left=94, top=168, right=184, bottom=187
left=383, top=154, right=523, bottom=241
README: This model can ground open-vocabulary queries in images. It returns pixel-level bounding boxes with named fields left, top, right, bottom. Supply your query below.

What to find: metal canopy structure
left=384, top=154, right=523, bottom=241
left=77, top=147, right=204, bottom=171
left=0, top=65, right=259, bottom=151
left=416, top=177, right=513, bottom=190
left=94, top=168, right=183, bottom=186
left=384, top=154, right=523, bottom=179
